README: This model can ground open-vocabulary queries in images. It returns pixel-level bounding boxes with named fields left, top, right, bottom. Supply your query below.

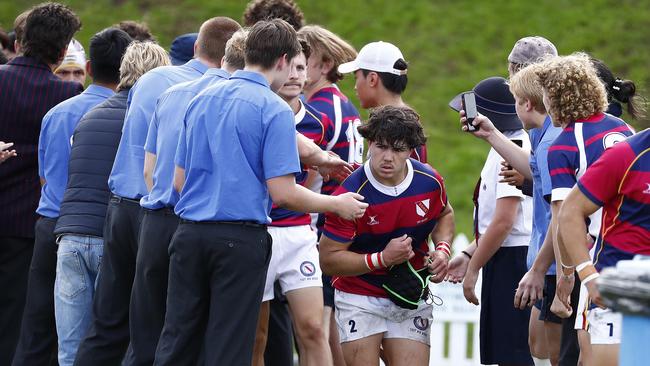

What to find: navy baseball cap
left=169, top=33, right=197, bottom=66
left=449, top=76, right=523, bottom=132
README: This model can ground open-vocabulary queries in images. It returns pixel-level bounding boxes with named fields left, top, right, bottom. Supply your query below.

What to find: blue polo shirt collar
left=184, top=59, right=209, bottom=74
left=230, top=70, right=270, bottom=88
left=83, top=84, right=115, bottom=99
left=205, top=67, right=231, bottom=79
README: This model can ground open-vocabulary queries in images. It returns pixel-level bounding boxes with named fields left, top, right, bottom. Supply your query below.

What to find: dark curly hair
left=243, top=0, right=304, bottom=30
left=114, top=20, right=155, bottom=42
left=23, top=3, right=81, bottom=65
left=358, top=105, right=426, bottom=149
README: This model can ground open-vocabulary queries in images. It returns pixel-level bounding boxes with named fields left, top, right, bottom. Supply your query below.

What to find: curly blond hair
left=536, top=53, right=608, bottom=125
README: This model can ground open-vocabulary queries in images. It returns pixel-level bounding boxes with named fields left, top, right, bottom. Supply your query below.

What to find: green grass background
left=3, top=0, right=649, bottom=236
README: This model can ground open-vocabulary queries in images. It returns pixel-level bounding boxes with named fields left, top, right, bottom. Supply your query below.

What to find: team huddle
left=0, top=1, right=648, bottom=366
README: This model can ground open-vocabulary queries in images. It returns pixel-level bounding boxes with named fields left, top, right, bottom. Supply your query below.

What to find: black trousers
left=0, top=236, right=34, bottom=365
left=265, top=282, right=294, bottom=366
left=127, top=208, right=179, bottom=366
left=12, top=216, right=58, bottom=366
left=74, top=196, right=142, bottom=366
left=559, top=274, right=581, bottom=366
left=153, top=221, right=272, bottom=366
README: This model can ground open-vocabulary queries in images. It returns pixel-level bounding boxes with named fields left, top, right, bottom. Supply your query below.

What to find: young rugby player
left=338, top=41, right=428, bottom=163
left=557, top=128, right=650, bottom=366
left=320, top=105, right=454, bottom=366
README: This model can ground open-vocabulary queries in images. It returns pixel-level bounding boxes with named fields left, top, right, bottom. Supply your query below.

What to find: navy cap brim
left=448, top=92, right=522, bottom=132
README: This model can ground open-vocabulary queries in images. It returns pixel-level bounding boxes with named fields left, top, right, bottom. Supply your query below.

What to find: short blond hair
left=536, top=53, right=608, bottom=125
left=117, top=41, right=170, bottom=91
left=509, top=63, right=545, bottom=114
left=223, top=28, right=248, bottom=70
left=298, top=25, right=356, bottom=83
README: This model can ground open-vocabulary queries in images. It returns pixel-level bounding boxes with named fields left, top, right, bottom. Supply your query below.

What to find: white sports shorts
left=334, top=289, right=433, bottom=345
left=262, top=225, right=322, bottom=302
left=588, top=307, right=621, bottom=345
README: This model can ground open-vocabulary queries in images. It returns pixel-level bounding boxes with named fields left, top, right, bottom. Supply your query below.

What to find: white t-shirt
left=475, top=129, right=533, bottom=247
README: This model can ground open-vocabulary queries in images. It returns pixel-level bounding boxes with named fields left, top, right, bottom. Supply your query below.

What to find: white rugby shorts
left=262, top=225, right=322, bottom=301
left=334, top=289, right=433, bottom=345
left=588, top=307, right=621, bottom=345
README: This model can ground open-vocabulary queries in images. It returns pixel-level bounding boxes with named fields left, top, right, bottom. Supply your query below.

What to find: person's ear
left=322, top=59, right=334, bottom=76
left=368, top=72, right=380, bottom=87
left=85, top=60, right=92, bottom=78
left=525, top=99, right=534, bottom=112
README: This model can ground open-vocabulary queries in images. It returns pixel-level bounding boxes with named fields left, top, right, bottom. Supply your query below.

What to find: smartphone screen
left=461, top=92, right=478, bottom=131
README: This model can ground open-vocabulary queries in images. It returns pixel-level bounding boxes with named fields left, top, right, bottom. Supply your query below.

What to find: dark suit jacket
left=0, top=56, right=83, bottom=238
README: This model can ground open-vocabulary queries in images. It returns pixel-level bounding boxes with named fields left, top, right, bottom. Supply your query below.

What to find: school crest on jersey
left=415, top=199, right=430, bottom=217
left=602, top=132, right=627, bottom=149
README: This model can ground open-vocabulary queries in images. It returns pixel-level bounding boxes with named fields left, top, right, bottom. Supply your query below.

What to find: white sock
left=532, top=357, right=552, bottom=366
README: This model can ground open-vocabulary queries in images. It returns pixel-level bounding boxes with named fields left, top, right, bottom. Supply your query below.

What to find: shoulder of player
left=411, top=160, right=445, bottom=187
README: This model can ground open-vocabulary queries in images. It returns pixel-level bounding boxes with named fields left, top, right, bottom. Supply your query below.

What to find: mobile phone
left=461, top=92, right=478, bottom=132
left=505, top=139, right=523, bottom=169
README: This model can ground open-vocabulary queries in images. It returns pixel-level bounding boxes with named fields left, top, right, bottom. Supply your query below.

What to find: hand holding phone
left=461, top=92, right=478, bottom=132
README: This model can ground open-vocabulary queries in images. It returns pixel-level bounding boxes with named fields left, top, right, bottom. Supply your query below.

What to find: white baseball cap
left=56, top=38, right=86, bottom=72
left=338, top=41, right=407, bottom=76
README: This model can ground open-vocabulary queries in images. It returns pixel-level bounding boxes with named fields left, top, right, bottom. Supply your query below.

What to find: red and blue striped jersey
left=323, top=159, right=448, bottom=298
left=308, top=86, right=363, bottom=195
left=577, top=129, right=650, bottom=271
left=548, top=113, right=633, bottom=236
left=270, top=101, right=331, bottom=227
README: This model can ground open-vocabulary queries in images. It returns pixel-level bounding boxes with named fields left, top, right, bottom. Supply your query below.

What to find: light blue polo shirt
left=108, top=59, right=208, bottom=200
left=37, top=84, right=114, bottom=218
left=140, top=68, right=231, bottom=210
left=174, top=70, right=301, bottom=223
left=527, top=116, right=562, bottom=274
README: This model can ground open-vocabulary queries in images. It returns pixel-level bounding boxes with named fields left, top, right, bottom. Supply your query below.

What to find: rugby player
left=320, top=105, right=455, bottom=366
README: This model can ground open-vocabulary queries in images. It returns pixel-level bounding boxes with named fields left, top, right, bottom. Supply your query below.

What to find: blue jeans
left=54, top=234, right=103, bottom=366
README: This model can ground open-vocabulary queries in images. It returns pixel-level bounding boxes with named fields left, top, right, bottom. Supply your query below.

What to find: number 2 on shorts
left=348, top=320, right=357, bottom=333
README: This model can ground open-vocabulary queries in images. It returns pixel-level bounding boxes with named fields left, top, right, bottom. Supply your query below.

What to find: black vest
left=54, top=89, right=129, bottom=237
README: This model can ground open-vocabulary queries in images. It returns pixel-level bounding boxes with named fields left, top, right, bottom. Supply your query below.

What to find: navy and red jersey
left=270, top=101, right=331, bottom=227
left=323, top=159, right=448, bottom=298
left=411, top=143, right=428, bottom=164
left=548, top=113, right=633, bottom=236
left=577, top=129, right=650, bottom=271
left=307, top=86, right=363, bottom=195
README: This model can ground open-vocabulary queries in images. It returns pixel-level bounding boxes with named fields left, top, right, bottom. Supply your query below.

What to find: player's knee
left=296, top=317, right=326, bottom=345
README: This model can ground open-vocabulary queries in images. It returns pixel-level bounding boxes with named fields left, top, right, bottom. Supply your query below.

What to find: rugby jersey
left=548, top=113, right=633, bottom=236
left=323, top=159, right=448, bottom=298
left=577, top=129, right=650, bottom=271
left=307, top=86, right=363, bottom=195
left=270, top=101, right=330, bottom=227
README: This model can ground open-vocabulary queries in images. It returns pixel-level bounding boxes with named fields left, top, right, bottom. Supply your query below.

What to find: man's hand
left=462, top=269, right=480, bottom=305
left=0, top=141, right=17, bottom=164
left=514, top=268, right=544, bottom=309
left=427, top=250, right=449, bottom=283
left=445, top=254, right=470, bottom=284
left=499, top=161, right=525, bottom=186
left=317, top=151, right=353, bottom=182
left=553, top=272, right=574, bottom=317
left=381, top=235, right=414, bottom=267
left=333, top=192, right=368, bottom=220
left=586, top=279, right=606, bottom=309
left=460, top=111, right=496, bottom=139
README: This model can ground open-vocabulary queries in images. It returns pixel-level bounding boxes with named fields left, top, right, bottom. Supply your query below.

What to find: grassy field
left=3, top=0, right=649, bottom=236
